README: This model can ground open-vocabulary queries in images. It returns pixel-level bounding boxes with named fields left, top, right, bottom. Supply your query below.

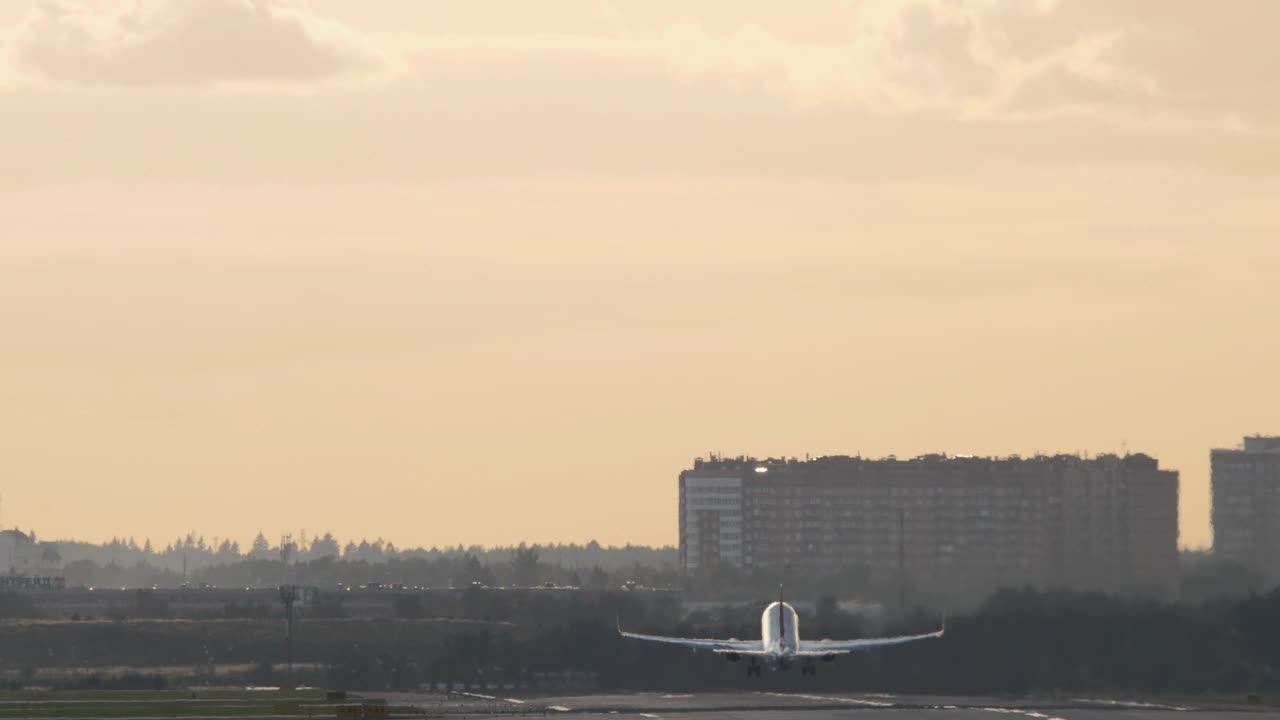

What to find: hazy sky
left=1, top=0, right=1277, bottom=550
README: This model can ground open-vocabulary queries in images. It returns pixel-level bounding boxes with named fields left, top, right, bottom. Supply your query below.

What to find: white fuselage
left=761, top=602, right=800, bottom=657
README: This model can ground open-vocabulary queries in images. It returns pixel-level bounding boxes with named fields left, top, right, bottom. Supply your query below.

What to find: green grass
left=0, top=689, right=345, bottom=718
left=0, top=689, right=328, bottom=701
left=0, top=617, right=516, bottom=670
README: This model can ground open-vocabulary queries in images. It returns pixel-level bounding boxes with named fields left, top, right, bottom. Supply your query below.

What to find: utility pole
left=279, top=535, right=296, bottom=684
left=279, top=584, right=296, bottom=682
left=898, top=510, right=906, bottom=613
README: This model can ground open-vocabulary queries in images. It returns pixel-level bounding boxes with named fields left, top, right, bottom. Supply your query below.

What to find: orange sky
left=1, top=0, right=1277, bottom=550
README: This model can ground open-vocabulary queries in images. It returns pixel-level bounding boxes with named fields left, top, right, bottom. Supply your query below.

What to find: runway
left=384, top=691, right=1278, bottom=720
left=0, top=690, right=1268, bottom=719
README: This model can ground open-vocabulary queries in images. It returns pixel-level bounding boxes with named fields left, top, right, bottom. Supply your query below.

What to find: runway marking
left=547, top=705, right=572, bottom=712
left=640, top=714, right=661, bottom=718
left=504, top=698, right=526, bottom=704
left=457, top=692, right=498, bottom=701
left=1071, top=698, right=1188, bottom=711
left=762, top=692, right=894, bottom=707
left=981, top=707, right=1067, bottom=720
left=661, top=694, right=693, bottom=699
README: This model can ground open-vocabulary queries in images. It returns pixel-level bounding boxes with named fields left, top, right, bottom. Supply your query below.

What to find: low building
left=0, top=529, right=61, bottom=578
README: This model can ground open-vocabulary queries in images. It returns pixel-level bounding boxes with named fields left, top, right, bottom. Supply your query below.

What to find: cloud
left=4, top=0, right=1276, bottom=136
left=625, top=0, right=1213, bottom=131
left=9, top=0, right=391, bottom=88
left=392, top=0, right=1157, bottom=118
left=1, top=0, right=1277, bottom=181
left=392, top=0, right=1275, bottom=132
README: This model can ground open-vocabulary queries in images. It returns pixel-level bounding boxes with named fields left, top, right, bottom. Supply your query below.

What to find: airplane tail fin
left=779, top=584, right=785, bottom=642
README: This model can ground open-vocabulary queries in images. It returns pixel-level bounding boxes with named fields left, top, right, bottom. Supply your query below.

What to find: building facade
left=0, top=529, right=60, bottom=578
left=678, top=466, right=745, bottom=572
left=1212, top=436, right=1280, bottom=579
left=679, top=453, right=1178, bottom=597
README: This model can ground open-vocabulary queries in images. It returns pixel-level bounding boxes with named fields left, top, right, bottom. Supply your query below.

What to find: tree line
left=60, top=543, right=683, bottom=594
left=53, top=535, right=677, bottom=579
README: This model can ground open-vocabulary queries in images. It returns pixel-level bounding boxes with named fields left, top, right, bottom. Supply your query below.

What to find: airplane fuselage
left=760, top=601, right=800, bottom=658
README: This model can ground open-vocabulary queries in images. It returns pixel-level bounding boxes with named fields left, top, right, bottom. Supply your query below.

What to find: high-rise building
left=678, top=464, right=745, bottom=572
left=1212, top=435, right=1280, bottom=579
left=678, top=453, right=1178, bottom=598
left=1061, top=454, right=1179, bottom=594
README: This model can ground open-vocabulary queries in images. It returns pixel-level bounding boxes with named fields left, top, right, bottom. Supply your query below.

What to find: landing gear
left=801, top=661, right=817, bottom=676
left=746, top=660, right=762, bottom=677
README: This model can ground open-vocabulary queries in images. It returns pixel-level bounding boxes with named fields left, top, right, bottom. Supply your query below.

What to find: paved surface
left=0, top=691, right=1271, bottom=720
left=382, top=691, right=1280, bottom=719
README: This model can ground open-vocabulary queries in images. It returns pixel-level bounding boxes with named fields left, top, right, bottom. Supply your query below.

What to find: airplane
left=619, top=587, right=944, bottom=676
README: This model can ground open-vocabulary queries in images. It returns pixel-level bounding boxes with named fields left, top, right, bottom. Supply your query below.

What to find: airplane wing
left=619, top=623, right=764, bottom=653
left=795, top=625, right=944, bottom=656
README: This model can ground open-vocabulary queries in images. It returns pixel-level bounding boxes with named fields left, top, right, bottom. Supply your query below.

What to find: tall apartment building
left=1212, top=436, right=1280, bottom=579
left=678, top=466, right=745, bottom=572
left=678, top=453, right=1178, bottom=597
left=1060, top=453, right=1179, bottom=594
